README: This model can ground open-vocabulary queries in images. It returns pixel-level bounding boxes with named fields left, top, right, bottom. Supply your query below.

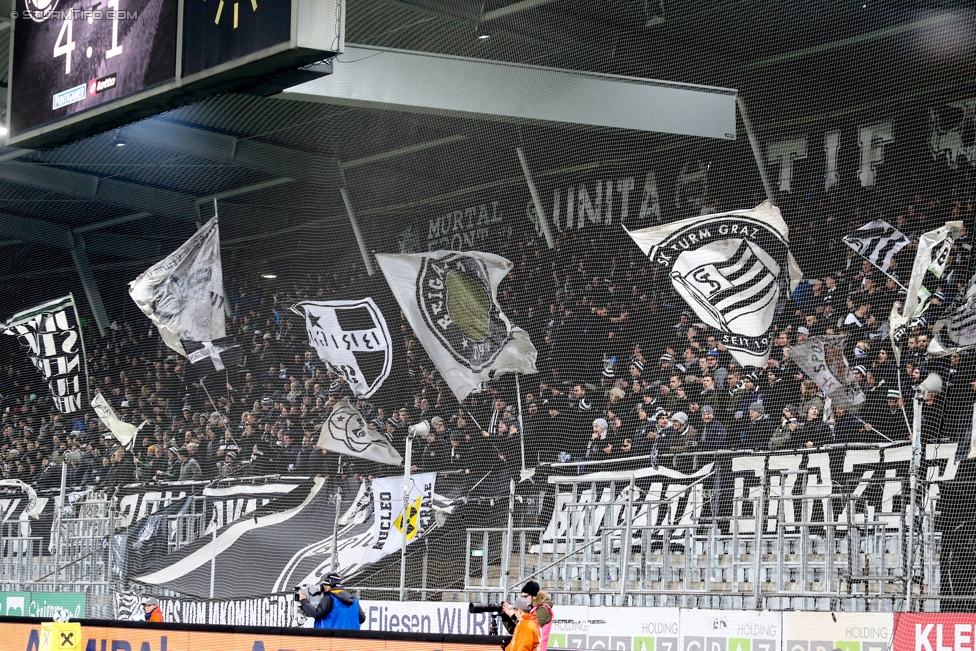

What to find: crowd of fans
left=0, top=161, right=974, bottom=495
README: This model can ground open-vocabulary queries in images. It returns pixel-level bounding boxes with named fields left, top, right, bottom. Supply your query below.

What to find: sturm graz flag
left=376, top=251, right=538, bottom=400
left=626, top=202, right=802, bottom=368
left=930, top=271, right=976, bottom=356
left=291, top=298, right=392, bottom=399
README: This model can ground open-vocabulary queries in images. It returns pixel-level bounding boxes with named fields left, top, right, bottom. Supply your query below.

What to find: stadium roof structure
left=0, top=0, right=972, bottom=330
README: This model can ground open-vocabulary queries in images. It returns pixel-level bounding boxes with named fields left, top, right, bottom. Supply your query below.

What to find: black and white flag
left=318, top=398, right=402, bottom=466
left=91, top=393, right=141, bottom=449
left=789, top=335, right=865, bottom=411
left=890, top=220, right=963, bottom=364
left=930, top=272, right=976, bottom=356
left=626, top=202, right=803, bottom=367
left=180, top=336, right=243, bottom=381
left=129, top=215, right=226, bottom=357
left=0, top=479, right=42, bottom=519
left=291, top=299, right=392, bottom=399
left=2, top=294, right=89, bottom=414
left=843, top=220, right=910, bottom=281
left=135, top=478, right=380, bottom=598
left=375, top=251, right=538, bottom=400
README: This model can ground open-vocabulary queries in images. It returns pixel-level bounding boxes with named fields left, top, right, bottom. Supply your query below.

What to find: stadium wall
left=47, top=604, right=973, bottom=651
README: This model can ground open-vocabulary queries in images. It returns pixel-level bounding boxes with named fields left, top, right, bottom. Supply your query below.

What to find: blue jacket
left=301, top=590, right=364, bottom=630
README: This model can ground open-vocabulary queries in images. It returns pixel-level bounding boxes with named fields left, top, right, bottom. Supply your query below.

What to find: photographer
left=501, top=581, right=553, bottom=651
left=503, top=597, right=540, bottom=651
left=297, top=573, right=365, bottom=630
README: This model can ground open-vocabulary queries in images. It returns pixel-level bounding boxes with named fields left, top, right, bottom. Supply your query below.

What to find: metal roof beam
left=0, top=211, right=158, bottom=259
left=0, top=161, right=199, bottom=219
left=0, top=212, right=73, bottom=249
left=70, top=237, right=110, bottom=336
left=123, top=119, right=328, bottom=181
left=483, top=0, right=560, bottom=21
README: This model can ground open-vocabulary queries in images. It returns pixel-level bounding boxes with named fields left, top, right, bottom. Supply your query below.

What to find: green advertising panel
left=0, top=592, right=85, bottom=619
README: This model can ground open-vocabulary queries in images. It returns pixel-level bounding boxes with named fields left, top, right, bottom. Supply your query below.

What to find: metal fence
left=463, top=468, right=938, bottom=612
left=0, top=488, right=208, bottom=618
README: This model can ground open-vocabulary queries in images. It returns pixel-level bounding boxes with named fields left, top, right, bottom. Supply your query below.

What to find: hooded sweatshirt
left=505, top=611, right=541, bottom=651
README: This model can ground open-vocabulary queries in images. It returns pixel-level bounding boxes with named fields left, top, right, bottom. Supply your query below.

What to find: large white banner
left=317, top=398, right=403, bottom=466
left=625, top=202, right=802, bottom=367
left=930, top=270, right=976, bottom=356
left=789, top=335, right=865, bottom=411
left=376, top=251, right=537, bottom=400
left=91, top=392, right=140, bottom=449
left=362, top=472, right=436, bottom=564
left=129, top=215, right=226, bottom=357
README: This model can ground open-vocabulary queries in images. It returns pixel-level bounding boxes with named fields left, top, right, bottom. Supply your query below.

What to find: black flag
left=180, top=336, right=243, bottom=381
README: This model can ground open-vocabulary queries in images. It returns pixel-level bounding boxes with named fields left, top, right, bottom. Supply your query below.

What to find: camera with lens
left=469, top=603, right=507, bottom=635
left=293, top=583, right=323, bottom=602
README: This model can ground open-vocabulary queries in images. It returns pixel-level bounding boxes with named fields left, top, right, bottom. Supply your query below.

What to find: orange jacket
left=146, top=607, right=164, bottom=623
left=505, top=612, right=540, bottom=651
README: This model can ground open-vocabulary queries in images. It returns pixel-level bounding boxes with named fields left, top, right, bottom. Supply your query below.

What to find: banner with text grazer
left=543, top=442, right=961, bottom=543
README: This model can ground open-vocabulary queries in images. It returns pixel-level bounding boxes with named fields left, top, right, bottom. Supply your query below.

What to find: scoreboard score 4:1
left=8, top=0, right=178, bottom=135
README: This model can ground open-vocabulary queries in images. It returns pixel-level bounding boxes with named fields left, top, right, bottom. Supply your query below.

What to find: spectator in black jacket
left=107, top=448, right=136, bottom=485
left=697, top=406, right=728, bottom=451
left=797, top=405, right=832, bottom=448
left=741, top=402, right=773, bottom=451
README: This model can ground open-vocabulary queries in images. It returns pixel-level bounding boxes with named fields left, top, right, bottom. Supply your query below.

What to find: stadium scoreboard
left=7, top=0, right=344, bottom=148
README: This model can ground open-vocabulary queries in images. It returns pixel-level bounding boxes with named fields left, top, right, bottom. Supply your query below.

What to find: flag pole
left=209, top=509, right=218, bottom=599
left=514, top=374, right=533, bottom=480
left=198, top=378, right=228, bottom=433
left=330, top=479, right=342, bottom=574
left=400, top=433, right=414, bottom=601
